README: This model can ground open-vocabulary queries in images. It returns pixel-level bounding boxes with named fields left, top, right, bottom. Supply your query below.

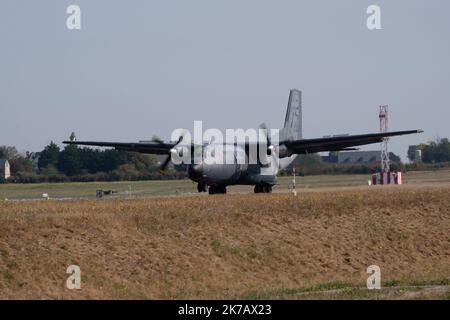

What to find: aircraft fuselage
left=185, top=143, right=286, bottom=194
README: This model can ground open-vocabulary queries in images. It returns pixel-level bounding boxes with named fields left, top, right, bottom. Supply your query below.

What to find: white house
left=0, top=159, right=11, bottom=179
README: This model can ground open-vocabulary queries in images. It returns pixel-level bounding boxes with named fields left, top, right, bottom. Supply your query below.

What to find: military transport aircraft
left=63, top=89, right=423, bottom=194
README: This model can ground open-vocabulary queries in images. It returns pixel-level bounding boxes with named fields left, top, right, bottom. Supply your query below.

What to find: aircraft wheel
left=197, top=183, right=207, bottom=192
left=255, top=184, right=272, bottom=193
left=209, top=186, right=226, bottom=195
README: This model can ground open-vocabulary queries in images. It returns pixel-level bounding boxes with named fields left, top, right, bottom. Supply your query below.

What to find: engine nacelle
left=277, top=144, right=292, bottom=158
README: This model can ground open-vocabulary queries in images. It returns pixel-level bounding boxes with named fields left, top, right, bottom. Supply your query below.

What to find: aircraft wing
left=62, top=140, right=177, bottom=154
left=63, top=129, right=423, bottom=156
left=282, top=129, right=423, bottom=155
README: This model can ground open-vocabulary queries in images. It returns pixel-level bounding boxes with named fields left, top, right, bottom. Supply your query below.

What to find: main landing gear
left=208, top=185, right=227, bottom=194
left=197, top=183, right=226, bottom=194
left=198, top=183, right=271, bottom=194
left=254, top=183, right=273, bottom=193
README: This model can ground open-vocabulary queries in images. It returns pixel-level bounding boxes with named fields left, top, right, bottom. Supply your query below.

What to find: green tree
left=296, top=154, right=323, bottom=166
left=38, top=141, right=60, bottom=170
left=79, top=148, right=104, bottom=173
left=58, top=145, right=82, bottom=176
left=9, top=157, right=34, bottom=175
left=407, top=145, right=417, bottom=162
left=436, top=138, right=450, bottom=162
left=293, top=154, right=325, bottom=175
left=423, top=141, right=437, bottom=163
left=0, top=146, right=19, bottom=159
left=421, top=138, right=450, bottom=163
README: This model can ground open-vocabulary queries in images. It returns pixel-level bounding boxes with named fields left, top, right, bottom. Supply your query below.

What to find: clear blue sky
left=1, top=0, right=449, bottom=160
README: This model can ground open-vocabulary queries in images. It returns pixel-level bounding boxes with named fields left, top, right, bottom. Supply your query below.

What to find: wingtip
left=417, top=129, right=424, bottom=133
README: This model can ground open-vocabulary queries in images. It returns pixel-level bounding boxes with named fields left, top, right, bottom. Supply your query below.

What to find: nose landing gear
left=254, top=183, right=273, bottom=193
left=197, top=183, right=207, bottom=193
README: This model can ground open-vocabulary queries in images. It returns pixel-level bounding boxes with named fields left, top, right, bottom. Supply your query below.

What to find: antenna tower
left=379, top=105, right=390, bottom=173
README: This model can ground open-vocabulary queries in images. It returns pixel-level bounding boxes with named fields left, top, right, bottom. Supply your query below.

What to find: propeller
left=157, top=135, right=185, bottom=171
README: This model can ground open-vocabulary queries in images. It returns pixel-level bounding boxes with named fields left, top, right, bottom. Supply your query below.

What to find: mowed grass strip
left=2, top=170, right=450, bottom=200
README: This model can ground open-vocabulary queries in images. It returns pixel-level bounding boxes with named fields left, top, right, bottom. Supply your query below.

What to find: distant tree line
left=282, top=153, right=404, bottom=177
left=1, top=133, right=185, bottom=183
left=408, top=138, right=450, bottom=163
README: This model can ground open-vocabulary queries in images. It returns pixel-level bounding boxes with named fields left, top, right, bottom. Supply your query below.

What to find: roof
left=337, top=151, right=381, bottom=164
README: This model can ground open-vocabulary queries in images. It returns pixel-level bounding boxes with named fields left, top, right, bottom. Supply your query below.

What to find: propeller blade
left=159, top=134, right=184, bottom=171
left=160, top=155, right=172, bottom=171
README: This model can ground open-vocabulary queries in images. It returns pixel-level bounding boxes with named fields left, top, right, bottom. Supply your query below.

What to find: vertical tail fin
left=281, top=89, right=302, bottom=141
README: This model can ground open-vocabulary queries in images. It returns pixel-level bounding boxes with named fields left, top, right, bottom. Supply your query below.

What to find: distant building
left=0, top=159, right=11, bottom=179
left=414, top=149, right=422, bottom=162
left=338, top=151, right=381, bottom=164
left=321, top=151, right=400, bottom=164
left=321, top=154, right=338, bottom=163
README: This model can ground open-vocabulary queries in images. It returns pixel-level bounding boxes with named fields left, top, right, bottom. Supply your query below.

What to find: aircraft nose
left=192, top=163, right=203, bottom=175
left=189, top=163, right=204, bottom=179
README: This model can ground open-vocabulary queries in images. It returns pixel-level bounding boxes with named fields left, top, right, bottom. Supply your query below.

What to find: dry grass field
left=0, top=184, right=449, bottom=299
